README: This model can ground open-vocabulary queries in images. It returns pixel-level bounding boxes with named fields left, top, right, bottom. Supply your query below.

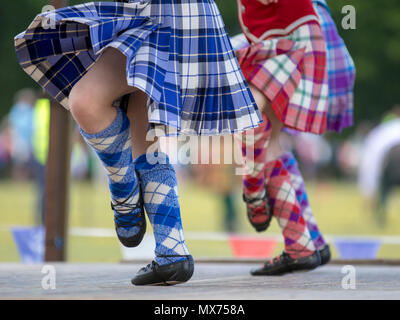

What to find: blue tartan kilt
left=14, top=0, right=261, bottom=136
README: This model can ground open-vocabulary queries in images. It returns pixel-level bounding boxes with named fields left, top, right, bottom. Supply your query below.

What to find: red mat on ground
left=229, top=236, right=277, bottom=258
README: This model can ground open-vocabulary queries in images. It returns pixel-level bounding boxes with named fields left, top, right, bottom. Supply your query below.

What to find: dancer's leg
left=248, top=85, right=315, bottom=257
left=239, top=85, right=272, bottom=231
left=248, top=84, right=284, bottom=163
left=125, top=90, right=153, bottom=158
left=70, top=48, right=145, bottom=247
left=280, top=152, right=331, bottom=265
left=126, top=91, right=193, bottom=285
left=280, top=152, right=327, bottom=250
left=69, top=48, right=134, bottom=133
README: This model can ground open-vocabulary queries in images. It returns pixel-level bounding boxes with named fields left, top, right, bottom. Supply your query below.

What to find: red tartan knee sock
left=280, top=152, right=327, bottom=251
left=241, top=114, right=272, bottom=204
left=238, top=114, right=272, bottom=230
left=265, top=158, right=316, bottom=259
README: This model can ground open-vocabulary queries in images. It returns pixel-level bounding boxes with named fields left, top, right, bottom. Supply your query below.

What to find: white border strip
left=2, top=226, right=400, bottom=244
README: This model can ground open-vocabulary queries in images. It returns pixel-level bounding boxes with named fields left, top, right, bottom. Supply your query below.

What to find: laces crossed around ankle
left=111, top=183, right=145, bottom=226
left=243, top=194, right=270, bottom=216
left=267, top=251, right=290, bottom=265
left=143, top=254, right=190, bottom=271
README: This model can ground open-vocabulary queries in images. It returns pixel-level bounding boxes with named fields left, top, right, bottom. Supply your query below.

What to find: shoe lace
left=267, top=251, right=289, bottom=265
left=142, top=254, right=190, bottom=270
left=243, top=194, right=269, bottom=217
left=145, top=260, right=158, bottom=271
left=112, top=184, right=144, bottom=226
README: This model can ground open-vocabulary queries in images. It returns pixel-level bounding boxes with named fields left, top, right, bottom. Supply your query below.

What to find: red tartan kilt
left=236, top=22, right=329, bottom=135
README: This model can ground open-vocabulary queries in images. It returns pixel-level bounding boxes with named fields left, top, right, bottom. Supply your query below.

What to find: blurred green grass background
left=1, top=180, right=399, bottom=262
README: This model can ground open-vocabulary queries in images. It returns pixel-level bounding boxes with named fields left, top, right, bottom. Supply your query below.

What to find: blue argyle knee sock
left=79, top=107, right=142, bottom=239
left=134, top=152, right=190, bottom=266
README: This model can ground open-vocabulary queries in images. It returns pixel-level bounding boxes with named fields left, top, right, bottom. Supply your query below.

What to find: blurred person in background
left=378, top=144, right=400, bottom=226
left=8, top=88, right=36, bottom=180
left=292, top=132, right=333, bottom=180
left=31, top=96, right=92, bottom=225
left=358, top=106, right=400, bottom=226
left=336, top=121, right=373, bottom=179
left=31, top=96, right=50, bottom=225
left=0, top=118, right=12, bottom=177
left=191, top=137, right=241, bottom=233
left=70, top=130, right=90, bottom=180
left=232, top=0, right=355, bottom=275
left=192, top=164, right=239, bottom=233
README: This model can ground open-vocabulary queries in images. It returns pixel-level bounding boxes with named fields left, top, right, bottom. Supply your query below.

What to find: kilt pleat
left=235, top=22, right=329, bottom=135
left=232, top=1, right=356, bottom=134
left=315, top=0, right=355, bottom=132
left=15, top=0, right=261, bottom=136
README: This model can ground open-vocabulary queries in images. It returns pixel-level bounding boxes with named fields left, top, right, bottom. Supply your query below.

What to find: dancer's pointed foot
left=112, top=183, right=146, bottom=248
left=243, top=194, right=272, bottom=232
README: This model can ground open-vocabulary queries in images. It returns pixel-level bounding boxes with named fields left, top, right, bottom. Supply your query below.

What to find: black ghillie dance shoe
left=131, top=255, right=194, bottom=286
left=251, top=251, right=321, bottom=276
left=243, top=193, right=272, bottom=232
left=112, top=182, right=146, bottom=248
left=319, top=245, right=331, bottom=266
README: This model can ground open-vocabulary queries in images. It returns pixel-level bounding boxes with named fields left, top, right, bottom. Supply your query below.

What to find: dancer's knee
left=69, top=81, right=111, bottom=124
